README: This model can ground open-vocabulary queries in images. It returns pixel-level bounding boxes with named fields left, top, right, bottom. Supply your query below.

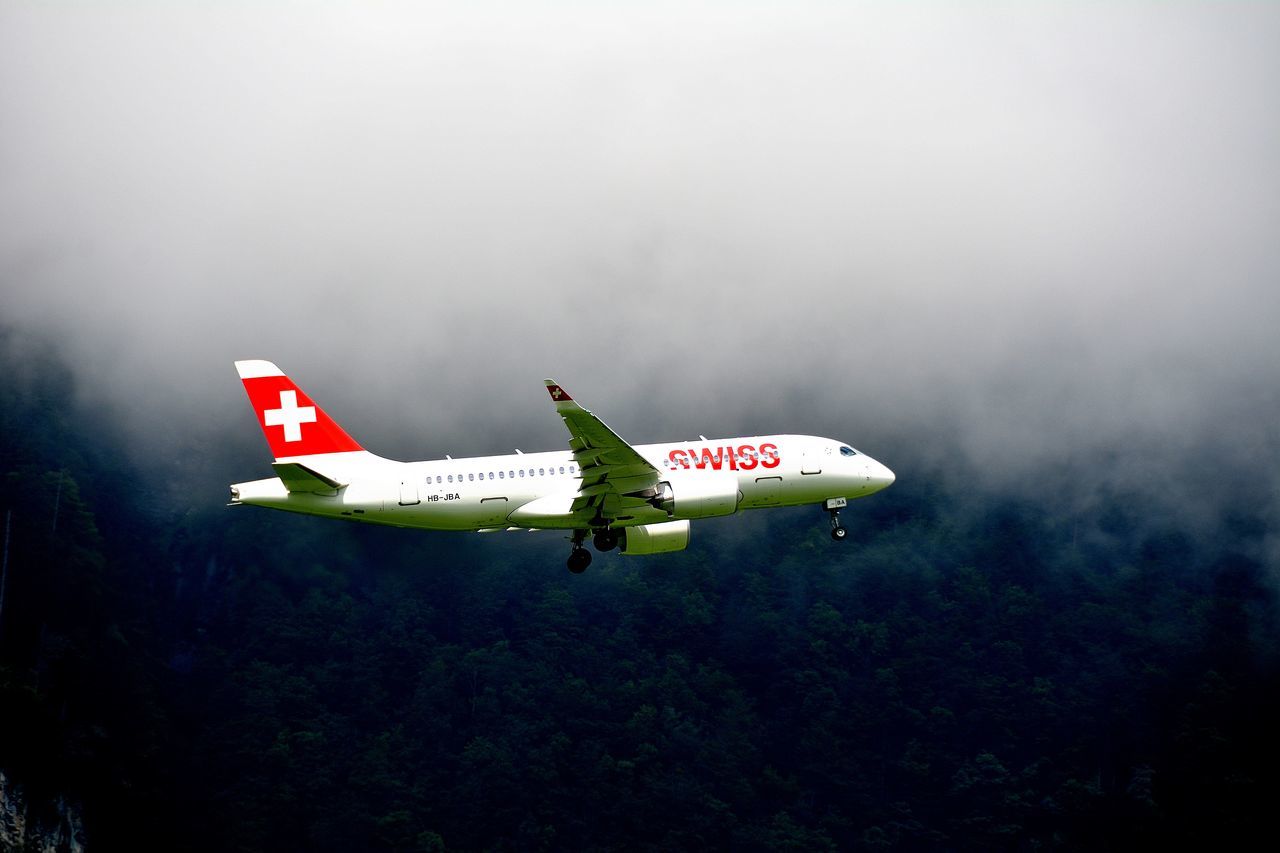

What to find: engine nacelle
left=620, top=520, right=691, bottom=555
left=651, top=476, right=741, bottom=519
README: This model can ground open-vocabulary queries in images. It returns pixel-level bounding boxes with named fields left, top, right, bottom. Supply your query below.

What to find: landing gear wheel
left=827, top=505, right=847, bottom=543
left=593, top=529, right=619, bottom=552
left=567, top=548, right=592, bottom=574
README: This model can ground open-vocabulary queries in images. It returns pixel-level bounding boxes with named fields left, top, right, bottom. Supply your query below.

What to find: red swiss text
left=667, top=443, right=780, bottom=471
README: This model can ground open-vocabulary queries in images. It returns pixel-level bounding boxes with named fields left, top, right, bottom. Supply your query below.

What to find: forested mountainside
left=2, top=343, right=1277, bottom=851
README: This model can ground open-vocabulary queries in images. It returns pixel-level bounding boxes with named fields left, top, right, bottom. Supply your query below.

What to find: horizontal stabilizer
left=271, top=462, right=345, bottom=494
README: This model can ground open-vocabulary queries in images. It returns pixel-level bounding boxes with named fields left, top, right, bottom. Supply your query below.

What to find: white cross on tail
left=263, top=390, right=316, bottom=442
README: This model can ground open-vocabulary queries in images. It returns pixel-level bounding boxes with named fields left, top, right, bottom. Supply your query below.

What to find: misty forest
left=2, top=334, right=1277, bottom=851
left=4, top=3, right=1280, bottom=851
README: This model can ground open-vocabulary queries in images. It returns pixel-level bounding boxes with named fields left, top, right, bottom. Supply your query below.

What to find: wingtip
left=544, top=380, right=573, bottom=403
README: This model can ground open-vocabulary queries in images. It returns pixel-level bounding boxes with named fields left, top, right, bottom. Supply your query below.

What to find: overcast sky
left=3, top=3, right=1278, bottom=535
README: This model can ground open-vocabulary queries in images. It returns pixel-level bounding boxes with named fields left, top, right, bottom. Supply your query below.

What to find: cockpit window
left=840, top=446, right=858, bottom=457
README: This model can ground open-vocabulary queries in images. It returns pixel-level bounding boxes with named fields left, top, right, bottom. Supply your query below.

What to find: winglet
left=544, top=379, right=573, bottom=403
left=544, top=379, right=586, bottom=415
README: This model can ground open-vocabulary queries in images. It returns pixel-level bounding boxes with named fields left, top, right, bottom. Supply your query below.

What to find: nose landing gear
left=824, top=497, right=849, bottom=542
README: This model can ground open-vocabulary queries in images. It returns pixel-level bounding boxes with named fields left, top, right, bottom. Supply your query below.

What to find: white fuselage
left=230, top=433, right=895, bottom=532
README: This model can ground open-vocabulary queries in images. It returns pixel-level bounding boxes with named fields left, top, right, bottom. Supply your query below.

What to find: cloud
left=2, top=3, right=1278, bottom=538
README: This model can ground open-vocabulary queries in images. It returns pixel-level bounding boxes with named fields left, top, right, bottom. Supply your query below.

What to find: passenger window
left=519, top=469, right=525, bottom=477
left=499, top=471, right=504, bottom=479
left=448, top=474, right=453, bottom=483
left=468, top=473, right=474, bottom=481
left=559, top=466, right=565, bottom=474
left=539, top=468, right=545, bottom=476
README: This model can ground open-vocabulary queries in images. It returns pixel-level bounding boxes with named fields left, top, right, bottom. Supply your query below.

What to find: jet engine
left=650, top=476, right=741, bottom=519
left=620, top=519, right=691, bottom=555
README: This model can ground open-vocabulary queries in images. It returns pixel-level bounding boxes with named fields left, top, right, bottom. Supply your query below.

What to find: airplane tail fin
left=235, top=360, right=364, bottom=460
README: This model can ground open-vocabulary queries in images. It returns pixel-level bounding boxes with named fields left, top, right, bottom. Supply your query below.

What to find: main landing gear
left=567, top=527, right=620, bottom=573
left=824, top=497, right=849, bottom=542
left=593, top=529, right=619, bottom=552
left=568, top=529, right=593, bottom=574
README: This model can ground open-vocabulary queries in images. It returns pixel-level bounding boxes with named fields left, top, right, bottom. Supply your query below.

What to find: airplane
left=229, top=360, right=895, bottom=572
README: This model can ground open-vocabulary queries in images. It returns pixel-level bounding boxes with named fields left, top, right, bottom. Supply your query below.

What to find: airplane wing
left=544, top=380, right=663, bottom=520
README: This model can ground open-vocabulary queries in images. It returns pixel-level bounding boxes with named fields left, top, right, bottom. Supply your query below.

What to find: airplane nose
left=870, top=461, right=895, bottom=492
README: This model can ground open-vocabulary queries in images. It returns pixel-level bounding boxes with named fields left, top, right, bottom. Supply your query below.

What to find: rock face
left=0, top=771, right=85, bottom=853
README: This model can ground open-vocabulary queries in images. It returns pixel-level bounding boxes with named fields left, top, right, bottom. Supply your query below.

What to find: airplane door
left=398, top=480, right=420, bottom=506
left=749, top=476, right=783, bottom=507
left=801, top=446, right=822, bottom=475
left=479, top=496, right=509, bottom=525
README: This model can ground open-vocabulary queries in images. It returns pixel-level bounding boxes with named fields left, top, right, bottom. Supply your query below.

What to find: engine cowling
left=651, top=476, right=741, bottom=519
left=620, top=520, right=691, bottom=555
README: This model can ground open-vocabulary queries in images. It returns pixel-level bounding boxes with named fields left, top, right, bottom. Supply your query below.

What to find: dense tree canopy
left=2, top=345, right=1277, bottom=850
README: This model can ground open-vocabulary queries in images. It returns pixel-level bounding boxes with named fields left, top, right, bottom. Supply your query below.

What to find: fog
left=3, top=3, right=1278, bottom=555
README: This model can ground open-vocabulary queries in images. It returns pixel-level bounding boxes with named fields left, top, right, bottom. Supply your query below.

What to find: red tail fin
left=235, top=360, right=363, bottom=459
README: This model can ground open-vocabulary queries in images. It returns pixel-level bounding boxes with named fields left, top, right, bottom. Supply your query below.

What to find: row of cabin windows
left=432, top=464, right=576, bottom=485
